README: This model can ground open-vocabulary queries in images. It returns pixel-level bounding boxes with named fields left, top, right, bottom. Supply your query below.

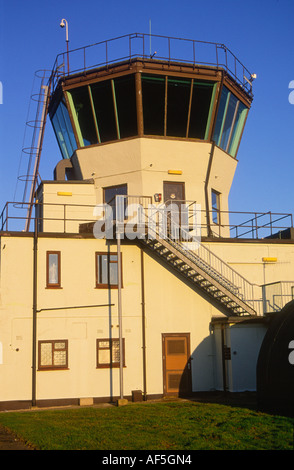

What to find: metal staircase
left=127, top=200, right=261, bottom=316
left=141, top=233, right=258, bottom=316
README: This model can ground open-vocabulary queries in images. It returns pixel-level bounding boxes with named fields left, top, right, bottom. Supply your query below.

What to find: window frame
left=95, top=251, right=122, bottom=289
left=211, top=189, right=221, bottom=225
left=96, top=338, right=125, bottom=369
left=38, top=339, right=69, bottom=371
left=46, top=251, right=61, bottom=288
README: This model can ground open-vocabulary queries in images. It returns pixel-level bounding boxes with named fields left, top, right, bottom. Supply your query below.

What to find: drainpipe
left=32, top=216, right=38, bottom=407
left=221, top=324, right=227, bottom=394
left=141, top=249, right=147, bottom=400
left=204, top=141, right=215, bottom=237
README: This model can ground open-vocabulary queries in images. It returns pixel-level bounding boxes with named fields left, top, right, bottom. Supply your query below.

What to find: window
left=96, top=252, right=121, bottom=288
left=113, top=75, right=137, bottom=139
left=213, top=86, right=248, bottom=158
left=103, top=184, right=127, bottom=206
left=50, top=96, right=77, bottom=159
left=38, top=340, right=68, bottom=370
left=142, top=74, right=165, bottom=135
left=166, top=77, right=191, bottom=137
left=68, top=86, right=98, bottom=146
left=211, top=190, right=221, bottom=224
left=46, top=251, right=61, bottom=288
left=91, top=80, right=118, bottom=142
left=96, top=338, right=125, bottom=368
left=188, top=81, right=215, bottom=140
left=103, top=184, right=127, bottom=220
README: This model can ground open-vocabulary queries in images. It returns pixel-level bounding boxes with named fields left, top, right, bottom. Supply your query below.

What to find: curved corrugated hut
left=257, top=300, right=294, bottom=417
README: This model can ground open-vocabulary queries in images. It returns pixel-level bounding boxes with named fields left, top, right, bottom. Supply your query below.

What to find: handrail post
left=64, top=205, right=66, bottom=233
left=6, top=203, right=9, bottom=232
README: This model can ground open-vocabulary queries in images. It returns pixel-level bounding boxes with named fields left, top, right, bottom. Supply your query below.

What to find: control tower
left=3, top=33, right=294, bottom=410
left=48, top=33, right=253, bottom=237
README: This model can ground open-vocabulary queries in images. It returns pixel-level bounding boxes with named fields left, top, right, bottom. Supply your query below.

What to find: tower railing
left=49, top=32, right=254, bottom=97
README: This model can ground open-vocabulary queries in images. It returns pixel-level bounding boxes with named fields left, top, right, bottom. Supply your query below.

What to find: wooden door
left=162, top=333, right=191, bottom=396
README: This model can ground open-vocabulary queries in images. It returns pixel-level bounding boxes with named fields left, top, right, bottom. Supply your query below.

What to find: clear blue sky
left=1, top=0, right=294, bottom=224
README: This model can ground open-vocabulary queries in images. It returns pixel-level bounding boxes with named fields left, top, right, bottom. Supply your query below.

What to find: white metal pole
left=116, top=196, right=123, bottom=400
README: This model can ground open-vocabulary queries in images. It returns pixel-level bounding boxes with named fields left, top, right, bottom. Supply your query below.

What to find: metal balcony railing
left=207, top=210, right=293, bottom=239
left=49, top=32, right=254, bottom=97
left=0, top=200, right=293, bottom=240
left=262, top=281, right=294, bottom=313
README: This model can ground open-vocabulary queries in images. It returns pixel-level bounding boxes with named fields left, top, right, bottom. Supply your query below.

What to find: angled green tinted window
left=228, top=102, right=248, bottom=157
left=142, top=75, right=165, bottom=135
left=220, top=93, right=238, bottom=150
left=166, top=77, right=191, bottom=137
left=213, top=86, right=248, bottom=158
left=51, top=97, right=77, bottom=159
left=189, top=81, right=214, bottom=139
left=91, top=80, right=117, bottom=142
left=213, top=87, right=230, bottom=146
left=69, top=87, right=98, bottom=146
left=114, top=75, right=137, bottom=139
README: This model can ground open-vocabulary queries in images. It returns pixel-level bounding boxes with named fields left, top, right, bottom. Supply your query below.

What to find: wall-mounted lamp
left=60, top=18, right=69, bottom=73
left=168, top=170, right=182, bottom=175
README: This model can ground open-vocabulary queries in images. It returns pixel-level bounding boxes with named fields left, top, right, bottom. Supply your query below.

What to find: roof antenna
left=149, top=19, right=152, bottom=57
left=149, top=19, right=157, bottom=59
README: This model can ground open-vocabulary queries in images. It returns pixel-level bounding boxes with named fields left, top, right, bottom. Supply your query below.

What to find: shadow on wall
left=178, top=334, right=217, bottom=399
left=177, top=331, right=258, bottom=411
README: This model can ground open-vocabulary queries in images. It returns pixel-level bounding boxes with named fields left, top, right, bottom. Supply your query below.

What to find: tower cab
left=42, top=33, right=253, bottom=237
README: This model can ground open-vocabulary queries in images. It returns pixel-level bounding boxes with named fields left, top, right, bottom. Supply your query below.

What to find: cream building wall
left=0, top=226, right=294, bottom=406
left=0, top=236, right=33, bottom=402
left=0, top=232, right=228, bottom=406
left=204, top=240, right=294, bottom=286
left=71, top=138, right=237, bottom=236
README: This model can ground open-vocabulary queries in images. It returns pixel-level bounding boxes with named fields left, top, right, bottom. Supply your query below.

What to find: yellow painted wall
left=0, top=232, right=293, bottom=405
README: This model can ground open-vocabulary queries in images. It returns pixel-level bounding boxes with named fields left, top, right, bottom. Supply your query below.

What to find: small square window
left=38, top=340, right=68, bottom=370
left=46, top=251, right=61, bottom=288
left=96, top=338, right=125, bottom=368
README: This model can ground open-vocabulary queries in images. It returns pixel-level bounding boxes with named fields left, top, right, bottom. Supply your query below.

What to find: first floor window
left=96, top=338, right=125, bottom=368
left=96, top=252, right=121, bottom=288
left=38, top=340, right=68, bottom=370
left=46, top=251, right=61, bottom=288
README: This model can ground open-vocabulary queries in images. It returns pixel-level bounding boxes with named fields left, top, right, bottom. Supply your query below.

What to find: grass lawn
left=0, top=400, right=293, bottom=450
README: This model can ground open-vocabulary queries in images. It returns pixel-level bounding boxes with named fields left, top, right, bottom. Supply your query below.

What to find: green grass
left=0, top=400, right=293, bottom=450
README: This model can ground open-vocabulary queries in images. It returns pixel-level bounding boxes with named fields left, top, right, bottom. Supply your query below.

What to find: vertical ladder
left=24, top=72, right=50, bottom=231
